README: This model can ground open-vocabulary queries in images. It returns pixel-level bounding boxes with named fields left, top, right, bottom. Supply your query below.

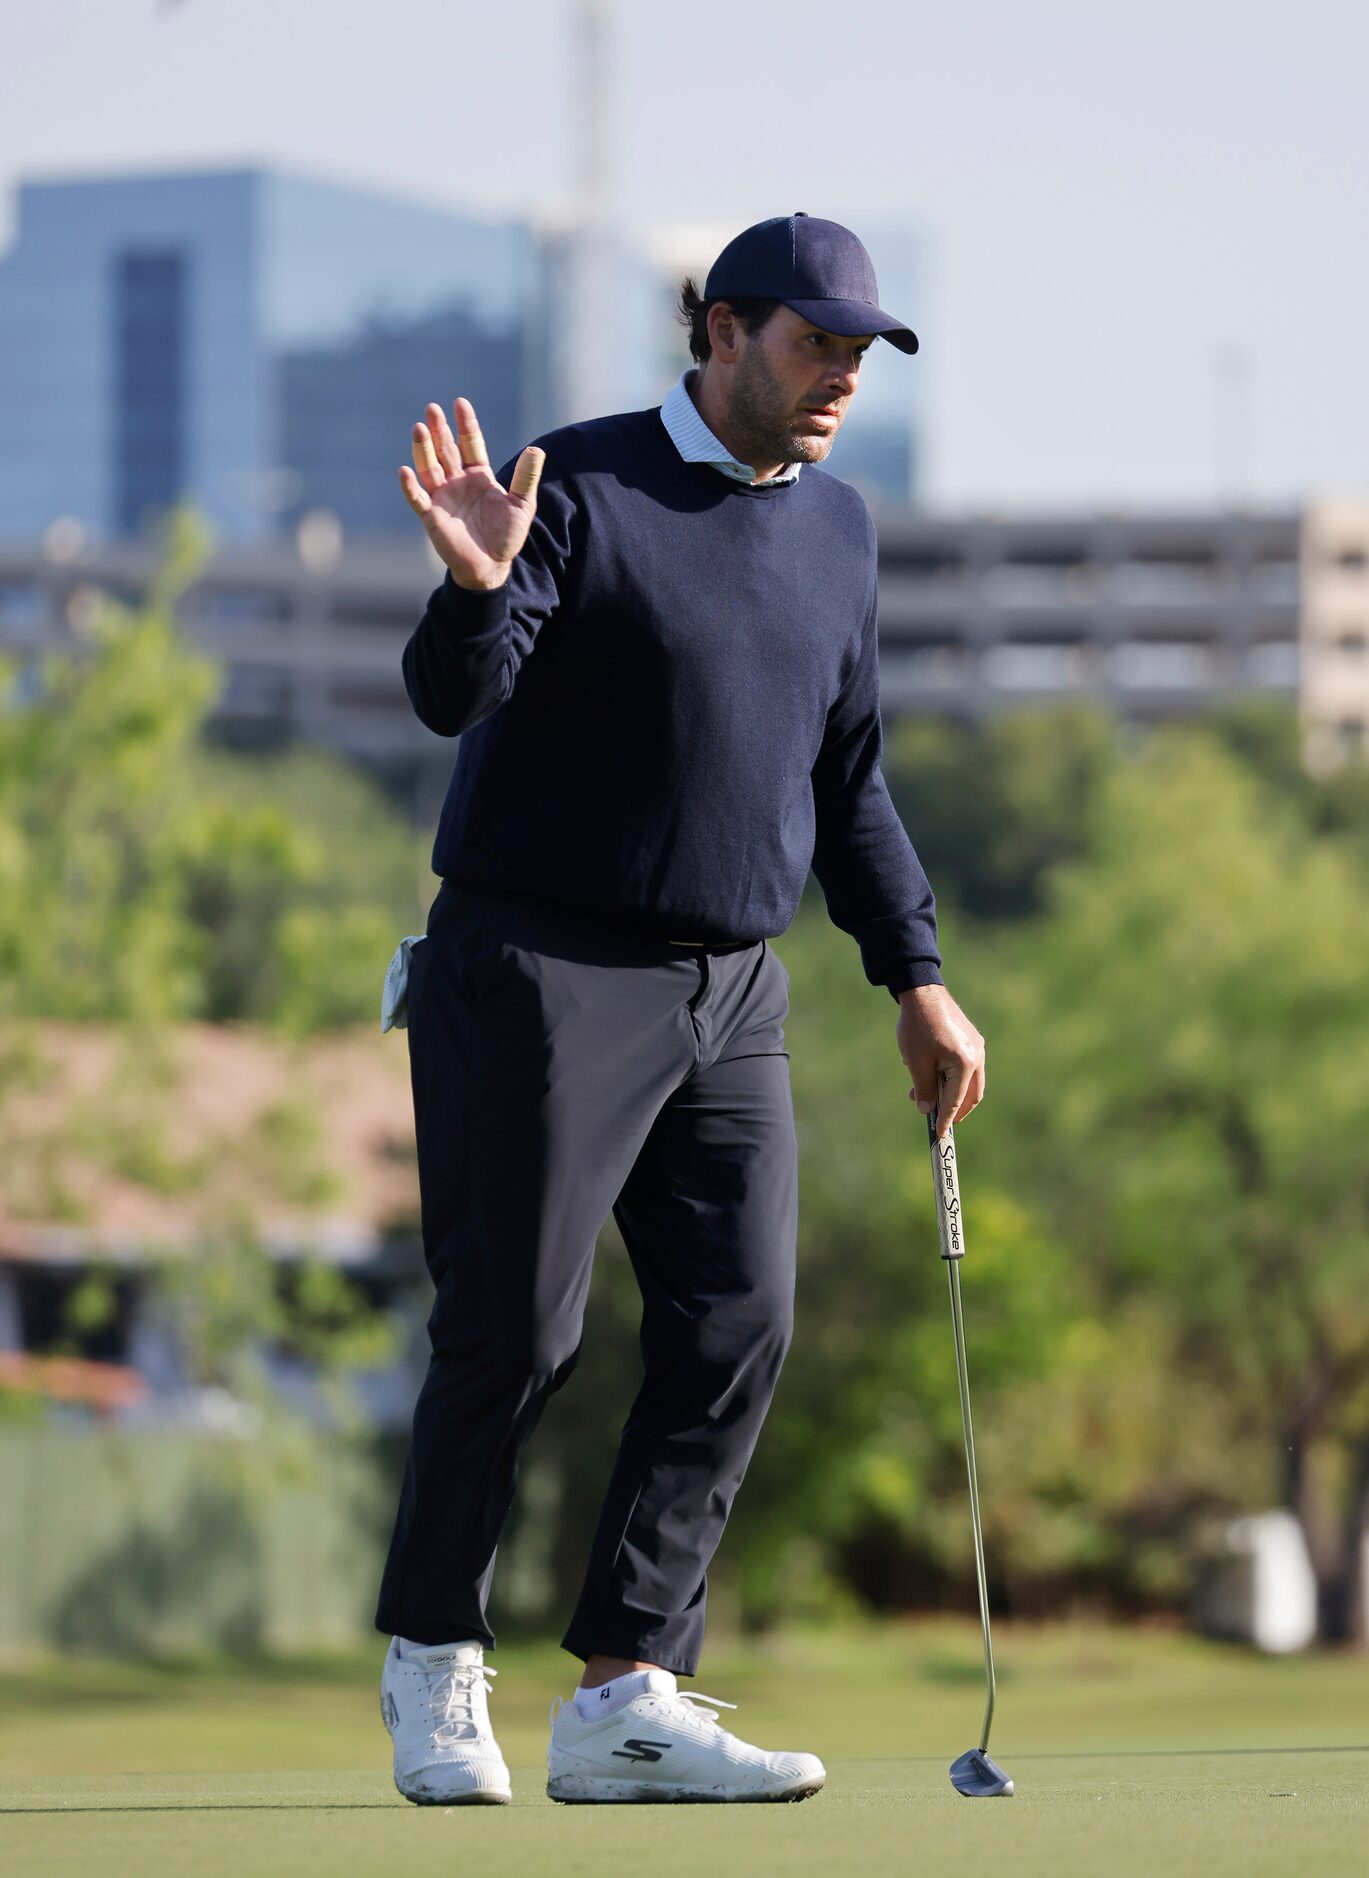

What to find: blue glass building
left=0, top=166, right=548, bottom=545
left=0, top=169, right=924, bottom=548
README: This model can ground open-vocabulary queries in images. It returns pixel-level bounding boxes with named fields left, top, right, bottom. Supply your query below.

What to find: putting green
left=3, top=1623, right=1365, bottom=1876
left=4, top=1756, right=1365, bottom=1878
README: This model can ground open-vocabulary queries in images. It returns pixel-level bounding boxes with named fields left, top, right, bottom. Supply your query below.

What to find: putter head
left=950, top=1748, right=1014, bottom=1797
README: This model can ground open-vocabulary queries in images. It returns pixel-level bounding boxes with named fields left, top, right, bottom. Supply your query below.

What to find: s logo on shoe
left=611, top=1739, right=672, bottom=1764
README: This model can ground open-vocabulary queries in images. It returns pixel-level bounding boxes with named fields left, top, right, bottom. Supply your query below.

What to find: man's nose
left=826, top=356, right=861, bottom=396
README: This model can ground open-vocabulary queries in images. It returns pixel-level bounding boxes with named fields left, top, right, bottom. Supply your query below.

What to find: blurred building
left=0, top=163, right=926, bottom=548
left=540, top=218, right=667, bottom=426
left=0, top=165, right=551, bottom=547
left=3, top=498, right=1367, bottom=781
left=872, top=498, right=1369, bottom=771
left=1297, top=500, right=1369, bottom=772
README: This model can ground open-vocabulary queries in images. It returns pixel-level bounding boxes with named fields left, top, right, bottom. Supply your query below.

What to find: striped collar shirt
left=658, top=367, right=803, bottom=487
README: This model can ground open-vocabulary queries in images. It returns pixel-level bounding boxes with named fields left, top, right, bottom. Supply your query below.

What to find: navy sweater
left=402, top=406, right=943, bottom=999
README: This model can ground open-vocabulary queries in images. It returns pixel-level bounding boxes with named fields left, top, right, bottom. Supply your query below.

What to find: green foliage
left=242, top=1094, right=345, bottom=1209
left=715, top=904, right=1094, bottom=1624
left=881, top=704, right=1115, bottom=920
left=0, top=501, right=429, bottom=1032
left=956, top=723, right=1369, bottom=1625
left=175, top=743, right=429, bottom=1026
left=173, top=795, right=323, bottom=1022
left=60, top=1273, right=119, bottom=1340
left=0, top=509, right=410, bottom=1443
left=150, top=1215, right=398, bottom=1423
left=669, top=713, right=1369, bottom=1629
left=271, top=902, right=407, bottom=1039
left=0, top=509, right=219, bottom=1024
left=8, top=504, right=1369, bottom=1634
left=982, top=728, right=1369, bottom=1396
left=63, top=1031, right=212, bottom=1197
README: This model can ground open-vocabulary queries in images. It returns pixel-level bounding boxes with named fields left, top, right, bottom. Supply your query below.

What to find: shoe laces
left=658, top=1689, right=739, bottom=1737
left=426, top=1660, right=497, bottom=1747
left=548, top=1686, right=740, bottom=1736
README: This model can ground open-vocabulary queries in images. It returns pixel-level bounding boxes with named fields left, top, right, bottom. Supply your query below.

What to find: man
left=378, top=212, right=985, bottom=1806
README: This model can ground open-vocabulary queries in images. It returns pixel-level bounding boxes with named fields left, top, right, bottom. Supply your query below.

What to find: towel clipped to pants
left=381, top=934, right=427, bottom=1033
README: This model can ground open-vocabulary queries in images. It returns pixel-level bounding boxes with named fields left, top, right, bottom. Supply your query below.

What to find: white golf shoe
left=546, top=1668, right=825, bottom=1804
left=380, top=1637, right=512, bottom=1805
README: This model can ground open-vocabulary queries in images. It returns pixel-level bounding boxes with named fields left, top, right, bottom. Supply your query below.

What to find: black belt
left=666, top=936, right=756, bottom=954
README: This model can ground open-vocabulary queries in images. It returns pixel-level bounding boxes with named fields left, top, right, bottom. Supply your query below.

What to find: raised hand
left=398, top=397, right=545, bottom=591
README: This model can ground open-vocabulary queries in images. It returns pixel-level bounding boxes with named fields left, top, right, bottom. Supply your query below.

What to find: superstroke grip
left=927, top=1113, right=966, bottom=1261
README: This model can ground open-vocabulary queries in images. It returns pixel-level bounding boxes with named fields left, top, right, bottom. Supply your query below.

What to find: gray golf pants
left=375, top=878, right=798, bottom=1676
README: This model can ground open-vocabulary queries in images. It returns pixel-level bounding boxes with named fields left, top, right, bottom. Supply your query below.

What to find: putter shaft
left=948, top=1254, right=996, bottom=1754
left=928, top=1114, right=997, bottom=1758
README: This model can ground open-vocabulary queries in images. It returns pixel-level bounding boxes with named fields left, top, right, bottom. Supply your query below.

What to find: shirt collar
left=659, top=367, right=802, bottom=487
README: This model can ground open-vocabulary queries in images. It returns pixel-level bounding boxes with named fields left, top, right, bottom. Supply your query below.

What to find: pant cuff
left=375, top=1612, right=497, bottom=1650
left=560, top=1626, right=699, bottom=1679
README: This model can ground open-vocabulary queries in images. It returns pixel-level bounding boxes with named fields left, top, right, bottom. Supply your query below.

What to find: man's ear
left=707, top=302, right=740, bottom=363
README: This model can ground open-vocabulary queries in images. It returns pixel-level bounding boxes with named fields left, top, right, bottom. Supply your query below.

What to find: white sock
left=573, top=1668, right=655, bottom=1719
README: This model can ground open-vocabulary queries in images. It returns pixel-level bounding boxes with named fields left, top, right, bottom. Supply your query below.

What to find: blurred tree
left=0, top=503, right=428, bottom=1030
left=0, top=507, right=219, bottom=1024
left=499, top=716, right=1369, bottom=1640
left=1207, top=694, right=1369, bottom=864
left=879, top=697, right=1369, bottom=927
left=513, top=903, right=1113, bottom=1635
left=10, top=511, right=1368, bottom=1641
left=177, top=743, right=429, bottom=1027
left=0, top=507, right=409, bottom=1448
left=879, top=704, right=1116, bottom=921
left=975, top=727, right=1369, bottom=1640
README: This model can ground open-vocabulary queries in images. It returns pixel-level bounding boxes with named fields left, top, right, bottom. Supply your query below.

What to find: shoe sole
left=546, top=1774, right=824, bottom=1805
left=398, top=1786, right=512, bottom=1806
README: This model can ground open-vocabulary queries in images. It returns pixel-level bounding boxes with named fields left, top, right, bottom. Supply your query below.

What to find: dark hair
left=676, top=274, right=783, bottom=364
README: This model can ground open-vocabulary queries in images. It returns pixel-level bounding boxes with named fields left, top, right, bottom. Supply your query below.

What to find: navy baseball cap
left=704, top=211, right=919, bottom=355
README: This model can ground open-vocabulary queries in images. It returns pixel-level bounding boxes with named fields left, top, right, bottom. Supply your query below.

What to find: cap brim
left=781, top=297, right=919, bottom=355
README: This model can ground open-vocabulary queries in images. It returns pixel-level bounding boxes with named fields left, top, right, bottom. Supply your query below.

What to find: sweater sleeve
left=809, top=577, right=944, bottom=1000
left=401, top=447, right=576, bottom=737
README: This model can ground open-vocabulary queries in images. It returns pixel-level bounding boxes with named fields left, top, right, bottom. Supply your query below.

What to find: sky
left=5, top=0, right=1368, bottom=512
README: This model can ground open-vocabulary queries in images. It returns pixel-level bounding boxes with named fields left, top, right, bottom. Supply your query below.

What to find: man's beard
left=727, top=343, right=832, bottom=465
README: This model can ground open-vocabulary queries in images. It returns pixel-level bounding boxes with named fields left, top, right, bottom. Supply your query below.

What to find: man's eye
left=811, top=334, right=870, bottom=363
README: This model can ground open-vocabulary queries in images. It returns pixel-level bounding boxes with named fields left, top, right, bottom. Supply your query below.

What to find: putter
left=927, top=1100, right=1015, bottom=1798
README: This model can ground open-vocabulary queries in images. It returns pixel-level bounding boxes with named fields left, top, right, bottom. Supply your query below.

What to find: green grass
left=2, top=1620, right=1366, bottom=1877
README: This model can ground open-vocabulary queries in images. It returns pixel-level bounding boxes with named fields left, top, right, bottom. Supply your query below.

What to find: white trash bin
left=1194, top=1508, right=1318, bottom=1653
